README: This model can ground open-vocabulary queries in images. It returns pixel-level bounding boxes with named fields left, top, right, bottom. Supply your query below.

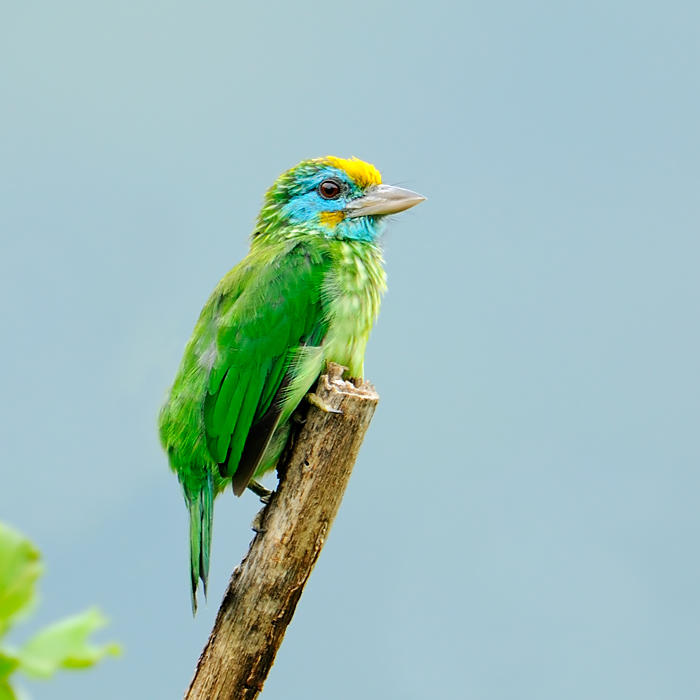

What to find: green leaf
left=0, top=650, right=19, bottom=681
left=0, top=679, right=17, bottom=700
left=17, top=608, right=120, bottom=679
left=0, top=525, right=42, bottom=638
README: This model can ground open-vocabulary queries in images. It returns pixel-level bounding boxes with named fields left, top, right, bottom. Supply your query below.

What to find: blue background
left=2, top=1, right=699, bottom=698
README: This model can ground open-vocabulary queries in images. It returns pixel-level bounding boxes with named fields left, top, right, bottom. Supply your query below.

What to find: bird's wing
left=203, top=242, right=329, bottom=494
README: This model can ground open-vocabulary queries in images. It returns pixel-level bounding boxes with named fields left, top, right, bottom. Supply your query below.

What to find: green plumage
left=159, top=157, right=423, bottom=610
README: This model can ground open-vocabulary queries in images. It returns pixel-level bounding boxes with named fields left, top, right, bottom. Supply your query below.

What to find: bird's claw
left=247, top=480, right=274, bottom=504
left=306, top=392, right=343, bottom=415
left=251, top=509, right=266, bottom=533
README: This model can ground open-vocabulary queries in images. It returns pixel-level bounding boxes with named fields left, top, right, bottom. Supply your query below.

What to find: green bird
left=159, top=156, right=424, bottom=610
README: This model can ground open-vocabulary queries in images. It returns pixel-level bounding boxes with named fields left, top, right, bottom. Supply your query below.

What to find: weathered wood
left=185, top=363, right=379, bottom=700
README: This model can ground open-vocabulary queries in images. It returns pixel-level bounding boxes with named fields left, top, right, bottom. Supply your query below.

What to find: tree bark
left=184, top=363, right=379, bottom=700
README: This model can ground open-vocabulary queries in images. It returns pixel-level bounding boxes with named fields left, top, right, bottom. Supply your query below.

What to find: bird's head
left=255, top=156, right=425, bottom=242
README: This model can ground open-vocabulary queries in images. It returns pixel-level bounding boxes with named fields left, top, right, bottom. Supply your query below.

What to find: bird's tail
left=187, top=472, right=214, bottom=614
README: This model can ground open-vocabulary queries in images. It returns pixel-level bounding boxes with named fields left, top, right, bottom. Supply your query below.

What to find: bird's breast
left=322, top=242, right=386, bottom=377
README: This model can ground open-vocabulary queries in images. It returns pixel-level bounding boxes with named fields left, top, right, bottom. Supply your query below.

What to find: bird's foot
left=306, top=392, right=343, bottom=415
left=251, top=509, right=266, bottom=534
left=247, top=479, right=273, bottom=504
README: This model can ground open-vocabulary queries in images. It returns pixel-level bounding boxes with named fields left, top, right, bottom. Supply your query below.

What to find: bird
left=158, top=156, right=424, bottom=611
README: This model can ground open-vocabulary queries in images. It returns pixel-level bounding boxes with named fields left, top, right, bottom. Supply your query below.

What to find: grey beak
left=344, top=184, right=426, bottom=218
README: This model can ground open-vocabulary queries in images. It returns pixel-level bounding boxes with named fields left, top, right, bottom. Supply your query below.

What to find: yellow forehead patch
left=324, top=156, right=382, bottom=188
left=319, top=211, right=345, bottom=227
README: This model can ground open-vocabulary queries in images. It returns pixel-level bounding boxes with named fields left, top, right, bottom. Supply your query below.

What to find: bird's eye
left=318, top=179, right=342, bottom=200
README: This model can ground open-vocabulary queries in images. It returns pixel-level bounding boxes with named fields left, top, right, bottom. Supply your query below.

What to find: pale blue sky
left=1, top=1, right=699, bottom=698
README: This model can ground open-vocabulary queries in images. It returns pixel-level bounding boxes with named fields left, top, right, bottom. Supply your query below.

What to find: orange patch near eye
left=320, top=211, right=345, bottom=227
left=324, top=156, right=382, bottom=188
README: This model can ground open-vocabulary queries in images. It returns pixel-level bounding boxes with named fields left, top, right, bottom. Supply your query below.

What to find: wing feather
left=222, top=362, right=269, bottom=478
left=202, top=242, right=329, bottom=492
left=256, top=352, right=290, bottom=419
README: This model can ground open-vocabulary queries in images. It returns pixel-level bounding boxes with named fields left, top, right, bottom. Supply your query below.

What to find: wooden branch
left=185, top=363, right=379, bottom=700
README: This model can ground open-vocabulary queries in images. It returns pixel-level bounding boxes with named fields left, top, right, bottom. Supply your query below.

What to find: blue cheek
left=280, top=187, right=384, bottom=242
left=282, top=191, right=345, bottom=224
